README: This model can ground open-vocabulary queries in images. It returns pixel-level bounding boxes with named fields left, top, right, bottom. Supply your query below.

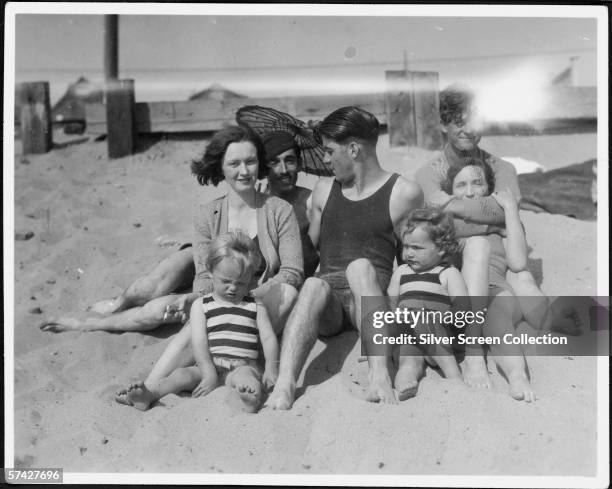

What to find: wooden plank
left=385, top=70, right=416, bottom=147
left=85, top=93, right=388, bottom=135
left=18, top=81, right=52, bottom=154
left=85, top=86, right=597, bottom=137
left=412, top=71, right=442, bottom=150
left=106, top=79, right=135, bottom=158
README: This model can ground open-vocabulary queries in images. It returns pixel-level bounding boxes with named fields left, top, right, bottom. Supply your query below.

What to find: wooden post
left=106, top=79, right=135, bottom=158
left=18, top=81, right=52, bottom=154
left=412, top=71, right=443, bottom=150
left=104, top=15, right=119, bottom=82
left=385, top=70, right=442, bottom=150
left=385, top=70, right=416, bottom=147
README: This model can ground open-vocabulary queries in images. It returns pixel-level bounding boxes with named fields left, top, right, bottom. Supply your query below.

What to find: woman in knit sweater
left=115, top=126, right=304, bottom=402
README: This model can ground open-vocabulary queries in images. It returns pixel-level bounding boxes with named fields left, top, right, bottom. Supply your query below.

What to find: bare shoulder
left=390, top=175, right=424, bottom=210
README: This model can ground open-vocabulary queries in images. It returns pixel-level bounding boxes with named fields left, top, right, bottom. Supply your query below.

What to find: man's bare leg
left=90, top=248, right=195, bottom=315
left=40, top=293, right=199, bottom=333
left=265, top=277, right=342, bottom=410
left=461, top=236, right=492, bottom=388
left=346, top=258, right=397, bottom=404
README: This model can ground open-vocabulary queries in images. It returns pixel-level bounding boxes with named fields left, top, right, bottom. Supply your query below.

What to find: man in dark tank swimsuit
left=266, top=107, right=423, bottom=409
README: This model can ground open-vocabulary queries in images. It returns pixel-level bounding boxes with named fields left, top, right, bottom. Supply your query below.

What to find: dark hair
left=439, top=83, right=476, bottom=126
left=443, top=158, right=495, bottom=196
left=402, top=207, right=458, bottom=258
left=318, top=106, right=379, bottom=145
left=191, top=125, right=267, bottom=186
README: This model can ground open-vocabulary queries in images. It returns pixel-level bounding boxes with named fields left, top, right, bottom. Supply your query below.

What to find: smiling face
left=442, top=110, right=483, bottom=152
left=267, top=148, right=299, bottom=195
left=402, top=225, right=445, bottom=272
left=451, top=165, right=490, bottom=199
left=211, top=256, right=252, bottom=304
left=221, top=141, right=259, bottom=194
left=321, top=136, right=355, bottom=183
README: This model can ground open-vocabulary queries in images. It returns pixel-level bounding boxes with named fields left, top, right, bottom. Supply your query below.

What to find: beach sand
left=11, top=131, right=600, bottom=475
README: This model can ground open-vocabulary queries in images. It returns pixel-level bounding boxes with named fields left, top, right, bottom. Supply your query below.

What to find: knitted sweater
left=415, top=144, right=520, bottom=237
left=192, top=192, right=304, bottom=297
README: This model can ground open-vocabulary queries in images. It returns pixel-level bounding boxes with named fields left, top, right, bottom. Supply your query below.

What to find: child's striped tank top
left=201, top=293, right=259, bottom=360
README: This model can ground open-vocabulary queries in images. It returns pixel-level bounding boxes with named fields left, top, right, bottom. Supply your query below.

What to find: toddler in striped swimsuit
left=122, top=230, right=279, bottom=412
left=387, top=208, right=468, bottom=400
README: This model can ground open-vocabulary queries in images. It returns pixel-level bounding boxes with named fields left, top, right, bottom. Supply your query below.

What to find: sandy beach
left=10, top=130, right=601, bottom=477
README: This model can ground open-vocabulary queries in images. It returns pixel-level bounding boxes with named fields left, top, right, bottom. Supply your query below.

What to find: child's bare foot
left=39, top=317, right=83, bottom=333
left=365, top=370, right=397, bottom=404
left=125, top=382, right=157, bottom=411
left=114, top=388, right=131, bottom=406
left=395, top=357, right=425, bottom=401
left=89, top=298, right=120, bottom=316
left=508, top=370, right=536, bottom=402
left=226, top=367, right=263, bottom=413
left=462, top=356, right=492, bottom=389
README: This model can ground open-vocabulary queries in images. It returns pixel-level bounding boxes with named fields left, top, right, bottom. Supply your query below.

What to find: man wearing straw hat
left=266, top=106, right=423, bottom=409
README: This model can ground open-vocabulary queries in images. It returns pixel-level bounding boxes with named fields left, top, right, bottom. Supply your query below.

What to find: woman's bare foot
left=125, top=382, right=157, bottom=411
left=39, top=317, right=84, bottom=333
left=508, top=370, right=536, bottom=402
left=89, top=298, right=121, bottom=316
left=365, top=369, right=397, bottom=404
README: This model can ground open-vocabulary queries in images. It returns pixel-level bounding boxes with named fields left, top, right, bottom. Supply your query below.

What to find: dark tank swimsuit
left=318, top=173, right=400, bottom=293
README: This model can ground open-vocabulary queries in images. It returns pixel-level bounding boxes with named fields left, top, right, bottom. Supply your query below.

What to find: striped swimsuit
left=398, top=264, right=452, bottom=319
left=201, top=294, right=259, bottom=371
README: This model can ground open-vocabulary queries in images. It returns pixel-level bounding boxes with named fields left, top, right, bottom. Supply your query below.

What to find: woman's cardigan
left=192, top=192, right=304, bottom=297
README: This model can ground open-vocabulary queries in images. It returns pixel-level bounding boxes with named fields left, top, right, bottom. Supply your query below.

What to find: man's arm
left=389, top=176, right=424, bottom=237
left=308, top=178, right=334, bottom=249
left=452, top=218, right=506, bottom=239
left=415, top=158, right=519, bottom=226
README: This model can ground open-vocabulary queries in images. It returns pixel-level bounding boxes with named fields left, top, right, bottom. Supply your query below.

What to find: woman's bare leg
left=91, top=248, right=194, bottom=315
left=461, top=236, right=492, bottom=388
left=485, top=290, right=536, bottom=402
left=258, top=283, right=299, bottom=335
left=506, top=270, right=580, bottom=335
